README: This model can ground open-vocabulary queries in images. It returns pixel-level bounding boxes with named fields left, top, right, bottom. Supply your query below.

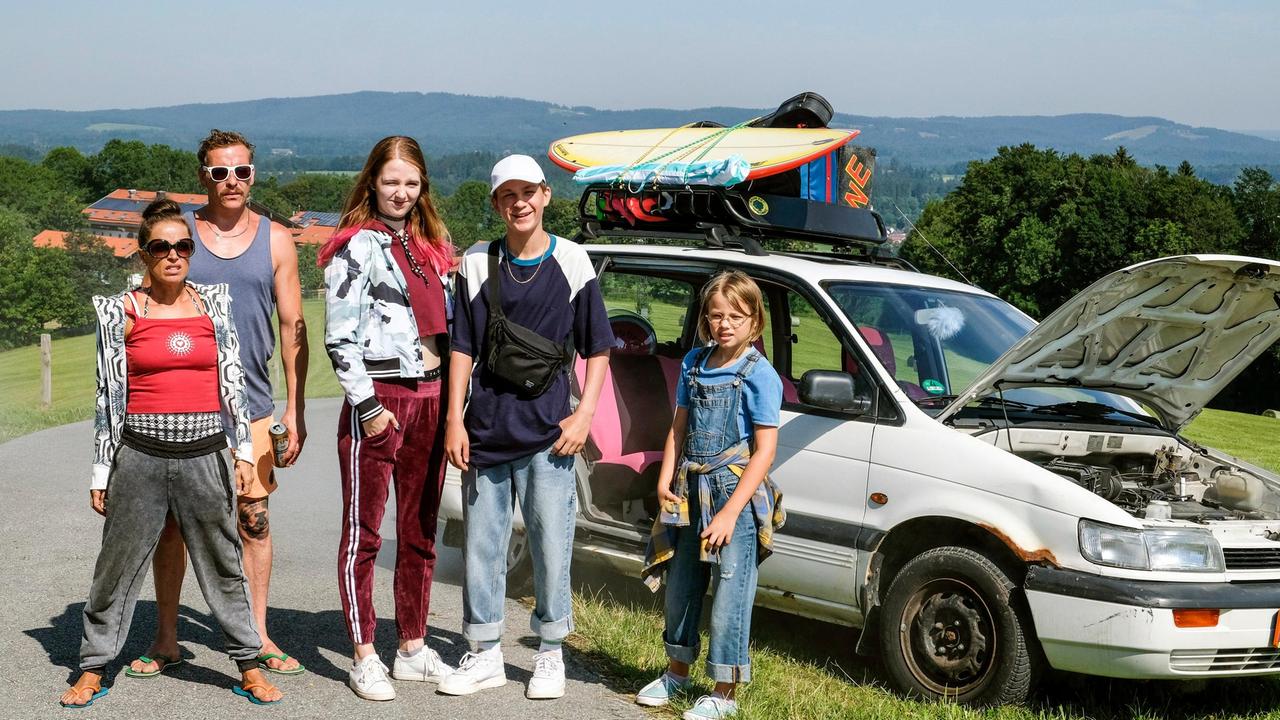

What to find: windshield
left=825, top=282, right=1146, bottom=417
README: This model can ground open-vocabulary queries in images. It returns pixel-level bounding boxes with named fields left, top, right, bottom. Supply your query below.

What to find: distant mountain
left=1242, top=129, right=1280, bottom=142
left=2, top=91, right=1278, bottom=172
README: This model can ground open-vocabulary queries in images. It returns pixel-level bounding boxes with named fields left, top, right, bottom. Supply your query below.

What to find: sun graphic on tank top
left=167, top=331, right=194, bottom=357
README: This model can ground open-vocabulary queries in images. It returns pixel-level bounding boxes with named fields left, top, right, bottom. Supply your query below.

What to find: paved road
left=2, top=397, right=646, bottom=719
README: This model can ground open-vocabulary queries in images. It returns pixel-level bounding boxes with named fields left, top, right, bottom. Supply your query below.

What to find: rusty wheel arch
left=856, top=516, right=1053, bottom=656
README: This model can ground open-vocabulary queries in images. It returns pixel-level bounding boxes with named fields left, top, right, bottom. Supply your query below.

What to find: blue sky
left=2, top=0, right=1276, bottom=130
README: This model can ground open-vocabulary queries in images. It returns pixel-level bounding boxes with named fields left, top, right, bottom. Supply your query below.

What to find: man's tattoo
left=237, top=499, right=270, bottom=539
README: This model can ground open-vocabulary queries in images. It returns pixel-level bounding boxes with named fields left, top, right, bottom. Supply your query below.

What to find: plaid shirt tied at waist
left=641, top=441, right=785, bottom=592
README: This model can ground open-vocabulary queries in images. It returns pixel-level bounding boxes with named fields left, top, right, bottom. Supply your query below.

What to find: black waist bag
left=482, top=243, right=573, bottom=397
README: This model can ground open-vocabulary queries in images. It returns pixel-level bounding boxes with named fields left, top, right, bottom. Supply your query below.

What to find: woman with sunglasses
left=59, top=199, right=283, bottom=708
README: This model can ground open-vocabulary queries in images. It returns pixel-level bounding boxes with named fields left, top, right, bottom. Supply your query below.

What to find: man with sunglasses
left=127, top=128, right=310, bottom=679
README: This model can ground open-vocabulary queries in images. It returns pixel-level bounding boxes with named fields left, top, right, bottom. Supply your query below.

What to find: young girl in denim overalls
left=639, top=271, right=785, bottom=720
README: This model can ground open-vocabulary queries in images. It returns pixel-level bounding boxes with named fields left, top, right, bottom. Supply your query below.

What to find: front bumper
left=1024, top=566, right=1280, bottom=678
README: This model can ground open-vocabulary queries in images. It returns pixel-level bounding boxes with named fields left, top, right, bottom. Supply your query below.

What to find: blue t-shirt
left=452, top=235, right=614, bottom=469
left=676, top=346, right=783, bottom=444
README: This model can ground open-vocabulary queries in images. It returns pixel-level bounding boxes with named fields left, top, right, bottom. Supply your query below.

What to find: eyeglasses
left=706, top=312, right=751, bottom=329
left=145, top=238, right=195, bottom=259
left=202, top=164, right=254, bottom=182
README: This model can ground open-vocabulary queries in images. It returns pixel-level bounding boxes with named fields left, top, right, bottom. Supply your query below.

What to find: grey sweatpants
left=79, top=444, right=262, bottom=672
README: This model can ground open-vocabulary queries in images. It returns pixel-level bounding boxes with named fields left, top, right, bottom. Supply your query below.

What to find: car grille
left=1170, top=648, right=1280, bottom=673
left=1223, top=547, right=1280, bottom=570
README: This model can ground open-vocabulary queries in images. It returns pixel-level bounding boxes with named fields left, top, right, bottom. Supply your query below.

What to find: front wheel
left=878, top=546, right=1039, bottom=706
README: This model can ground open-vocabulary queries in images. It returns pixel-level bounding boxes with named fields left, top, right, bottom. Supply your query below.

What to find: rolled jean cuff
left=236, top=657, right=261, bottom=673
left=462, top=618, right=505, bottom=644
left=706, top=660, right=751, bottom=684
left=530, top=613, right=574, bottom=642
left=664, top=641, right=699, bottom=665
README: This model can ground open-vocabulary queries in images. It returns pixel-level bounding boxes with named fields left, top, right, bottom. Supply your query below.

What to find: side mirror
left=799, top=370, right=873, bottom=415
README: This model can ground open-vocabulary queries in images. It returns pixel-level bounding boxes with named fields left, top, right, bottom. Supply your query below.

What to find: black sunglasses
left=145, top=238, right=195, bottom=259
left=202, top=164, right=254, bottom=182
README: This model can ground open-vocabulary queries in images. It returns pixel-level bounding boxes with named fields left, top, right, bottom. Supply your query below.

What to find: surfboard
left=549, top=127, right=860, bottom=181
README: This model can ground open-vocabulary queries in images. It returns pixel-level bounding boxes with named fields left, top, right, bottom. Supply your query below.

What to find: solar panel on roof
left=299, top=211, right=341, bottom=227
left=89, top=198, right=204, bottom=214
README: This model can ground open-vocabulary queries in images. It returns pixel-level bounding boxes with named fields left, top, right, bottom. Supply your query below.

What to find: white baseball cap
left=490, top=154, right=546, bottom=194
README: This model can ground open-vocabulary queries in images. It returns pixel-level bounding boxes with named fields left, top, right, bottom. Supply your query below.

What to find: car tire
left=879, top=546, right=1039, bottom=706
left=506, top=530, right=533, bottom=594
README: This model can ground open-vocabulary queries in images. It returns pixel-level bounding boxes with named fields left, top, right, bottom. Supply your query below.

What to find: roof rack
left=575, top=183, right=893, bottom=259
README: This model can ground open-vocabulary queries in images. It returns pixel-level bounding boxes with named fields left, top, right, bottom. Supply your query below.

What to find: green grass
left=1182, top=408, right=1280, bottom=473
left=569, top=584, right=1280, bottom=719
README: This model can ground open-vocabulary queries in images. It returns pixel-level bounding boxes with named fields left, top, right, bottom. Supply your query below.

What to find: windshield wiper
left=915, top=394, right=1036, bottom=411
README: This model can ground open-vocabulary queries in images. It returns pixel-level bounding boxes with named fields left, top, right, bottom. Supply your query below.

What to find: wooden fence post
left=40, top=333, right=52, bottom=408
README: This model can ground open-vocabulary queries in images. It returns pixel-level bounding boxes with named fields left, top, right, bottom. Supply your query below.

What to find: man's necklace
left=202, top=211, right=250, bottom=241
left=504, top=234, right=550, bottom=286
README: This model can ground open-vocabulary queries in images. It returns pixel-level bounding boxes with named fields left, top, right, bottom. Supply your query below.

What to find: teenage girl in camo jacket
left=319, top=136, right=456, bottom=701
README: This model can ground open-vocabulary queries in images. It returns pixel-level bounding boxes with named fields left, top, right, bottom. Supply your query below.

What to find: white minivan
left=439, top=189, right=1280, bottom=705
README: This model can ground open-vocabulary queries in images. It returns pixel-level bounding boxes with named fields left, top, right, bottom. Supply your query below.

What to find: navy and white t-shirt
left=452, top=235, right=614, bottom=469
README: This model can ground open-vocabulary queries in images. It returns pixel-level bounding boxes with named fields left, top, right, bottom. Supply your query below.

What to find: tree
left=1233, top=168, right=1280, bottom=259
left=60, top=232, right=132, bottom=329
left=438, top=181, right=501, bottom=250
left=0, top=156, right=86, bottom=232
left=543, top=195, right=580, bottom=239
left=42, top=147, right=93, bottom=202
left=294, top=243, right=326, bottom=296
left=87, top=139, right=202, bottom=198
left=902, top=144, right=1244, bottom=318
left=280, top=174, right=355, bottom=214
left=0, top=208, right=79, bottom=348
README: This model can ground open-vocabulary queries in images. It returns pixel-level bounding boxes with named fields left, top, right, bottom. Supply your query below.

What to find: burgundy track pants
left=337, top=377, right=447, bottom=644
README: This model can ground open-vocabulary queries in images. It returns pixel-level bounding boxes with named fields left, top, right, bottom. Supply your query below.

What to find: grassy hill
left=2, top=92, right=1278, bottom=175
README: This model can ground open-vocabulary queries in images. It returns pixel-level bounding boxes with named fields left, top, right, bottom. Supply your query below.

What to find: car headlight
left=1078, top=519, right=1224, bottom=572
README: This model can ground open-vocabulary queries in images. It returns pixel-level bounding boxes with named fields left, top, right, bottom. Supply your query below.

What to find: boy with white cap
left=442, top=155, right=613, bottom=699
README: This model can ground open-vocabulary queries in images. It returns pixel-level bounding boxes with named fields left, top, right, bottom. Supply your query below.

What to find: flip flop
left=233, top=682, right=283, bottom=705
left=60, top=686, right=108, bottom=708
left=256, top=652, right=306, bottom=675
left=123, top=653, right=185, bottom=678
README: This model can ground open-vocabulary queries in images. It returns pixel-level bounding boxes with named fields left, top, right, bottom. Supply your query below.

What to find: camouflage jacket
left=323, top=228, right=428, bottom=421
left=91, top=282, right=253, bottom=489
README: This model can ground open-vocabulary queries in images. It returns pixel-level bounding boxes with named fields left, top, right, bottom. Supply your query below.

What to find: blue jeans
left=663, top=468, right=758, bottom=683
left=462, top=446, right=577, bottom=645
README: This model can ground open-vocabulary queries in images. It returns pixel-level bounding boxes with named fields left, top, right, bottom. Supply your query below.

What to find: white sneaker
left=526, top=650, right=566, bottom=700
left=683, top=694, right=739, bottom=720
left=349, top=654, right=396, bottom=701
left=437, top=649, right=507, bottom=696
left=391, top=647, right=453, bottom=683
left=635, top=671, right=690, bottom=706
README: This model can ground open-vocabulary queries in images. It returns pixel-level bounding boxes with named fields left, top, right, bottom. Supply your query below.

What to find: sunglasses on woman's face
left=201, top=164, right=254, bottom=182
left=145, top=238, right=195, bottom=259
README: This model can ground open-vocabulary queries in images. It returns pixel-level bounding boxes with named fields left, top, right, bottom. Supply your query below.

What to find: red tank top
left=125, top=302, right=220, bottom=414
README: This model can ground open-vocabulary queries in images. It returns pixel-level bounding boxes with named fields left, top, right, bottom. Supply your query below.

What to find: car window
left=761, top=282, right=876, bottom=407
left=826, top=282, right=1035, bottom=400
left=598, top=271, right=696, bottom=352
left=787, top=293, right=844, bottom=379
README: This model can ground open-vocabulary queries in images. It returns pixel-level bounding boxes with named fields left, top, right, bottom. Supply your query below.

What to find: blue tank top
left=185, top=210, right=276, bottom=420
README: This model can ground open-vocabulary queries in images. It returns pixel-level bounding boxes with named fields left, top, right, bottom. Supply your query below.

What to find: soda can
left=269, top=422, right=289, bottom=468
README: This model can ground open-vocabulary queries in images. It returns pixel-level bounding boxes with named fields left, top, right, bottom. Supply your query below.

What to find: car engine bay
left=978, top=426, right=1280, bottom=522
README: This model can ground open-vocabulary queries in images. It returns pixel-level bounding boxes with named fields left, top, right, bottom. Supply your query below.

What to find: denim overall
left=662, top=346, right=762, bottom=683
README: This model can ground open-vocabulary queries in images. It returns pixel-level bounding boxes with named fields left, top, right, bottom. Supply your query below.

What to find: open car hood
left=937, top=255, right=1280, bottom=431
